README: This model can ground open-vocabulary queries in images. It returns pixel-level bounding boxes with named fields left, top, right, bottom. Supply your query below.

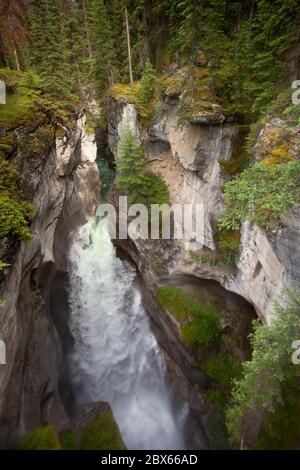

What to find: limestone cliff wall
left=0, top=116, right=100, bottom=448
left=107, top=97, right=300, bottom=324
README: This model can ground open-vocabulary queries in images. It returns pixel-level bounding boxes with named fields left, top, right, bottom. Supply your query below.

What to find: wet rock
left=0, top=114, right=100, bottom=448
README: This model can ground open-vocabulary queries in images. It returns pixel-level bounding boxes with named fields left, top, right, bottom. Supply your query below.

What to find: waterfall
left=68, top=216, right=185, bottom=450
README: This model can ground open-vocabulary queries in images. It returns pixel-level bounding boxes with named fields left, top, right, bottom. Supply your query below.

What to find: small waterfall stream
left=67, top=216, right=185, bottom=450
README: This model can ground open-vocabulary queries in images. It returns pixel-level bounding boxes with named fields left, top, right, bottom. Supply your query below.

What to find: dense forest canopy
left=0, top=0, right=299, bottom=118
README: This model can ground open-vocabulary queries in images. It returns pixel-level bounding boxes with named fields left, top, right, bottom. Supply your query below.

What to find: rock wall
left=0, top=116, right=100, bottom=448
left=107, top=96, right=300, bottom=324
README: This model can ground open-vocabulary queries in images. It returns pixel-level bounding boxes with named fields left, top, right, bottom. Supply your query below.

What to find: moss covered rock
left=156, top=286, right=221, bottom=346
left=79, top=412, right=125, bottom=450
left=17, top=425, right=61, bottom=450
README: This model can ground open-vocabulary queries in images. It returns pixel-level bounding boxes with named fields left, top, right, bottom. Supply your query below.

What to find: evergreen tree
left=116, top=123, right=145, bottom=201
left=90, top=0, right=117, bottom=94
left=28, top=0, right=76, bottom=101
left=0, top=0, right=29, bottom=70
left=140, top=60, right=156, bottom=106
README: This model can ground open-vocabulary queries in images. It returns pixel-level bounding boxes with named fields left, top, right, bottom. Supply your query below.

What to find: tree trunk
left=82, top=0, right=93, bottom=59
left=125, top=6, right=133, bottom=84
left=236, top=3, right=242, bottom=32
left=142, top=6, right=150, bottom=65
left=12, top=40, right=20, bottom=71
left=0, top=37, right=10, bottom=68
left=249, top=0, right=256, bottom=22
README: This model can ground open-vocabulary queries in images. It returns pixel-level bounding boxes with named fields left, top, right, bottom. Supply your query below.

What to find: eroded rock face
left=106, top=96, right=300, bottom=324
left=0, top=115, right=100, bottom=448
left=107, top=97, right=140, bottom=156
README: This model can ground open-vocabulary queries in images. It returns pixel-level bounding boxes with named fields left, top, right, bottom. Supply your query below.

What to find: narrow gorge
left=1, top=0, right=300, bottom=453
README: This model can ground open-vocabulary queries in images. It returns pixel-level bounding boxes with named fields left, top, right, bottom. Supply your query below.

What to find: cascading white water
left=68, top=216, right=185, bottom=450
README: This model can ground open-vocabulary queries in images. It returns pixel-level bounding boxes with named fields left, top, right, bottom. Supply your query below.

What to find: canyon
left=0, top=87, right=299, bottom=450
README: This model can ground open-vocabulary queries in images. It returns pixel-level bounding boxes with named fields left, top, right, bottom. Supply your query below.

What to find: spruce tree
left=140, top=60, right=156, bottom=106
left=28, top=0, right=76, bottom=101
left=90, top=0, right=117, bottom=94
left=116, top=123, right=145, bottom=202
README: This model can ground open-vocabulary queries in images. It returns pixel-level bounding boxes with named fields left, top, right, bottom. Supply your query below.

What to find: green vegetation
left=219, top=126, right=251, bottom=176
left=175, top=67, right=223, bottom=126
left=90, top=0, right=117, bottom=94
left=17, top=426, right=61, bottom=450
left=58, top=429, right=78, bottom=450
left=218, top=161, right=300, bottom=231
left=116, top=124, right=168, bottom=205
left=1, top=1, right=300, bottom=122
left=0, top=69, right=40, bottom=128
left=189, top=229, right=240, bottom=269
left=79, top=412, right=125, bottom=450
left=156, top=286, right=221, bottom=346
left=140, top=61, right=156, bottom=107
left=0, top=195, right=35, bottom=240
left=17, top=412, right=124, bottom=450
left=156, top=285, right=247, bottom=449
left=189, top=250, right=223, bottom=268
left=200, top=354, right=243, bottom=392
left=0, top=138, right=35, bottom=242
left=226, top=289, right=300, bottom=448
left=0, top=261, right=9, bottom=308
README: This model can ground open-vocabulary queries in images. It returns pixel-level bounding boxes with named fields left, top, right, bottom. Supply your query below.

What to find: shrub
left=218, top=160, right=300, bottom=231
left=17, top=426, right=61, bottom=450
left=226, top=288, right=300, bottom=446
left=116, top=124, right=168, bottom=205
left=189, top=229, right=240, bottom=269
left=156, top=286, right=221, bottom=346
left=0, top=195, right=35, bottom=240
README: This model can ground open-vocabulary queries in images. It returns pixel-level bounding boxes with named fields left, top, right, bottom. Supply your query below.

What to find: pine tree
left=140, top=60, right=156, bottom=106
left=90, top=0, right=117, bottom=94
left=116, top=123, right=145, bottom=202
left=0, top=0, right=29, bottom=70
left=63, top=0, right=93, bottom=99
left=28, top=0, right=76, bottom=101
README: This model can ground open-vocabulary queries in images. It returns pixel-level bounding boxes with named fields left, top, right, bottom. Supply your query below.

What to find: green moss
left=204, top=389, right=227, bottom=413
left=109, top=82, right=141, bottom=105
left=17, top=425, right=61, bottom=450
left=199, top=354, right=242, bottom=392
left=219, top=125, right=250, bottom=176
left=189, top=250, right=222, bottom=267
left=0, top=90, right=36, bottom=128
left=59, top=429, right=78, bottom=450
left=189, top=229, right=240, bottom=269
left=181, top=311, right=221, bottom=346
left=156, top=286, right=221, bottom=346
left=79, top=412, right=125, bottom=450
left=171, top=66, right=223, bottom=126
left=17, top=413, right=124, bottom=451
